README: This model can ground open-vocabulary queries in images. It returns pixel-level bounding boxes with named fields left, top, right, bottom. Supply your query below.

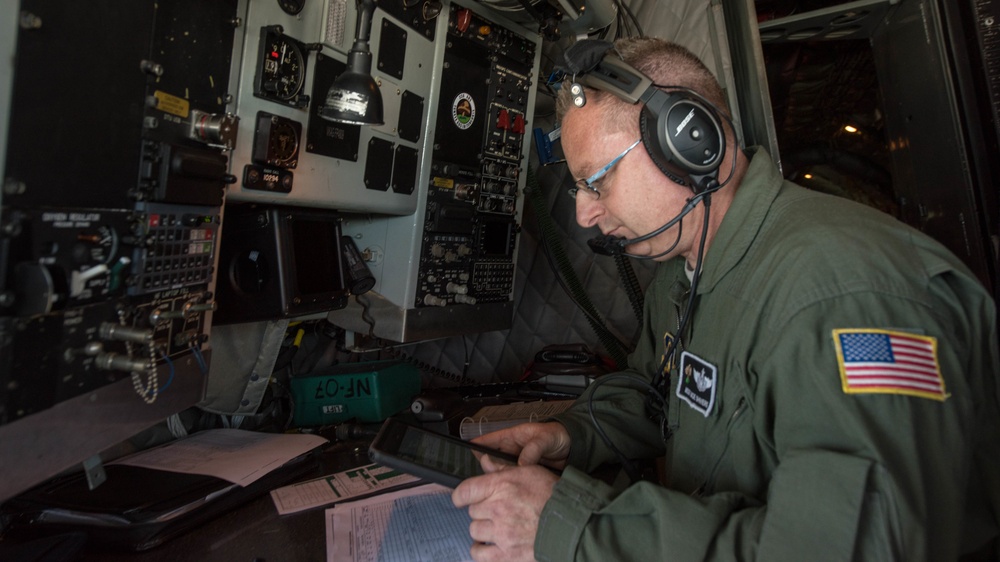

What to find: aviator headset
left=561, top=39, right=731, bottom=257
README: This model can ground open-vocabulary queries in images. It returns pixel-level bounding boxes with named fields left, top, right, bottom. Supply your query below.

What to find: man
left=452, top=37, right=1000, bottom=561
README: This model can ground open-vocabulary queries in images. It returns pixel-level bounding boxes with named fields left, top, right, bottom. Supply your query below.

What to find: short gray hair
left=556, top=38, right=729, bottom=136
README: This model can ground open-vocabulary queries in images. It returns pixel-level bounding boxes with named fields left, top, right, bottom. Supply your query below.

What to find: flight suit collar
left=694, top=146, right=784, bottom=294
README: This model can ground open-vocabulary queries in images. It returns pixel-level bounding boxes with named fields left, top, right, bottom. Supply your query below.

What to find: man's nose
left=575, top=194, right=602, bottom=228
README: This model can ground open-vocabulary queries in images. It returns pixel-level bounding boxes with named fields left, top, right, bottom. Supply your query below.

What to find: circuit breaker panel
left=0, top=1, right=235, bottom=424
left=329, top=2, right=541, bottom=342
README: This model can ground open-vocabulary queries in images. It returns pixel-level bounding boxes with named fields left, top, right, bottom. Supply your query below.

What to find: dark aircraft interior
left=1, top=0, right=996, bottom=559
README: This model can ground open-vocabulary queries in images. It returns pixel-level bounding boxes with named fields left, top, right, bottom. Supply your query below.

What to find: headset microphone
left=586, top=190, right=708, bottom=257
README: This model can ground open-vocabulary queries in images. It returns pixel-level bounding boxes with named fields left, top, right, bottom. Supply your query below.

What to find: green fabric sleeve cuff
left=535, top=466, right=613, bottom=562
left=551, top=412, right=603, bottom=469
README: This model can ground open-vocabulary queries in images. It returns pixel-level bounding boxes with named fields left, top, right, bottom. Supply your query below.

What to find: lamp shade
left=319, top=66, right=384, bottom=125
left=318, top=0, right=383, bottom=126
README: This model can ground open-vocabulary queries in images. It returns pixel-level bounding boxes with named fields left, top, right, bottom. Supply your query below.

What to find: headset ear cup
left=662, top=99, right=724, bottom=175
left=639, top=88, right=726, bottom=192
left=640, top=97, right=690, bottom=187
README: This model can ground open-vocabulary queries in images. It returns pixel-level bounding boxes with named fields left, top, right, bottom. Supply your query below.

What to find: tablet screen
left=370, top=419, right=519, bottom=487
left=396, top=424, right=488, bottom=480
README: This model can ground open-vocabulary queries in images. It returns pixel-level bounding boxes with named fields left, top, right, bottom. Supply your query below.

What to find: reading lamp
left=319, top=0, right=384, bottom=125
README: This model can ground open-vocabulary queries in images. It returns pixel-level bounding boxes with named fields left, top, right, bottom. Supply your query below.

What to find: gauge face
left=72, top=224, right=119, bottom=266
left=94, top=225, right=119, bottom=265
left=253, top=112, right=303, bottom=169
left=277, top=0, right=306, bottom=15
left=261, top=34, right=305, bottom=101
left=268, top=120, right=300, bottom=166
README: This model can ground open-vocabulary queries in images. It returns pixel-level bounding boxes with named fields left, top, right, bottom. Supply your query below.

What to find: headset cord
left=614, top=250, right=645, bottom=346
left=356, top=293, right=473, bottom=386
left=526, top=165, right=631, bottom=368
left=583, top=195, right=713, bottom=484
left=587, top=373, right=667, bottom=483
left=646, top=194, right=712, bottom=426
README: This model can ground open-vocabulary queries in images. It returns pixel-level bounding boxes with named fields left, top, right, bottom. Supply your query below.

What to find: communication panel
left=328, top=1, right=541, bottom=341
left=0, top=0, right=237, bottom=428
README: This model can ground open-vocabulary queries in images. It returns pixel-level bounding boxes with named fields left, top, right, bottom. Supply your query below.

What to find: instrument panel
left=0, top=0, right=543, bottom=500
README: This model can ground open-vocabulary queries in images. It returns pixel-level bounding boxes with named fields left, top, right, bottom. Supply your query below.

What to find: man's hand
left=452, top=458, right=559, bottom=562
left=473, top=422, right=572, bottom=469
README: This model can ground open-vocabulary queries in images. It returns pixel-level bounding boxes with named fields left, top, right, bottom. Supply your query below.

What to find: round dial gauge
left=73, top=224, right=119, bottom=266
left=277, top=0, right=306, bottom=15
left=268, top=120, right=300, bottom=166
left=262, top=35, right=305, bottom=101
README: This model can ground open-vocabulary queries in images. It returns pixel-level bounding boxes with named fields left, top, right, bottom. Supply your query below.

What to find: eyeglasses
left=568, top=139, right=642, bottom=199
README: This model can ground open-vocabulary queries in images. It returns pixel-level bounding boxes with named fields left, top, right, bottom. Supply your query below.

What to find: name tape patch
left=676, top=351, right=717, bottom=417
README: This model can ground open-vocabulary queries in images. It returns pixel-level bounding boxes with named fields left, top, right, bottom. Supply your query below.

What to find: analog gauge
left=95, top=224, right=119, bottom=265
left=253, top=113, right=302, bottom=169
left=277, top=0, right=306, bottom=15
left=268, top=120, right=300, bottom=167
left=73, top=224, right=119, bottom=266
left=260, top=33, right=305, bottom=101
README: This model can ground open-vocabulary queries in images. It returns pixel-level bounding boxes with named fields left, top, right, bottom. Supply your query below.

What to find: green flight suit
left=536, top=148, right=1000, bottom=561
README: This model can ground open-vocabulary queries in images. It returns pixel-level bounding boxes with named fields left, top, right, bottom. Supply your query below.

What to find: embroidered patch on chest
left=833, top=329, right=947, bottom=401
left=676, top=351, right=718, bottom=417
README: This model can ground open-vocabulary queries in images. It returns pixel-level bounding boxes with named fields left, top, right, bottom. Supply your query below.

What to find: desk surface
left=102, top=440, right=372, bottom=562
left=1, top=440, right=375, bottom=562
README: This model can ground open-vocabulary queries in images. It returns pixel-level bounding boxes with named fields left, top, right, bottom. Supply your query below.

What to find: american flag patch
left=833, top=329, right=947, bottom=401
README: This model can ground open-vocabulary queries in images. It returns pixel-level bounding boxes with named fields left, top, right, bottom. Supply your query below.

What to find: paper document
left=270, top=463, right=420, bottom=515
left=326, top=483, right=472, bottom=562
left=112, top=428, right=328, bottom=487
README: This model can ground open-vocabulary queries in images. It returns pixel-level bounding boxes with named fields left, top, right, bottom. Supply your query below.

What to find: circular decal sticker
left=451, top=93, right=476, bottom=130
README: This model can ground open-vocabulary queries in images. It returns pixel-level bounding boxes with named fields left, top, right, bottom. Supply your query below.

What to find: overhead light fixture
left=843, top=124, right=859, bottom=133
left=803, top=173, right=813, bottom=179
left=319, top=0, right=384, bottom=126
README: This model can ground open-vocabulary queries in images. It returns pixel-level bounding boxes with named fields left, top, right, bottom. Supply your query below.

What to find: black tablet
left=369, top=418, right=520, bottom=488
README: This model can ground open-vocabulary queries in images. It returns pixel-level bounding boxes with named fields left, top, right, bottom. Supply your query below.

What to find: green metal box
left=290, top=360, right=421, bottom=427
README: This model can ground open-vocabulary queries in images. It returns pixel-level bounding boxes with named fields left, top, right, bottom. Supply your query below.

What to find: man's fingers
left=469, top=541, right=497, bottom=562
left=452, top=477, right=486, bottom=508
left=468, top=518, right=493, bottom=543
left=482, top=453, right=517, bottom=473
left=518, top=439, right=547, bottom=465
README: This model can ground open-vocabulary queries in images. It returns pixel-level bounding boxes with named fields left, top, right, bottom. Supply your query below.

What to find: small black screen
left=481, top=219, right=512, bottom=257
left=289, top=218, right=344, bottom=296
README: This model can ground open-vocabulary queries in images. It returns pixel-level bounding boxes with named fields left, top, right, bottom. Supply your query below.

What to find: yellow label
left=432, top=177, right=455, bottom=189
left=154, top=90, right=190, bottom=118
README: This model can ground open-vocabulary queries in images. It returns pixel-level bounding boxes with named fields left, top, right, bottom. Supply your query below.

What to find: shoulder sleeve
left=746, top=276, right=999, bottom=560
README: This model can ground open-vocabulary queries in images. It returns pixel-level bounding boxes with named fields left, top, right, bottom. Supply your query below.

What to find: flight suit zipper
left=664, top=296, right=688, bottom=441
left=692, top=396, right=747, bottom=497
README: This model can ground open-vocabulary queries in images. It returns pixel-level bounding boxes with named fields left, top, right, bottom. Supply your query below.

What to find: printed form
left=326, top=483, right=473, bottom=562
left=270, top=463, right=419, bottom=515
